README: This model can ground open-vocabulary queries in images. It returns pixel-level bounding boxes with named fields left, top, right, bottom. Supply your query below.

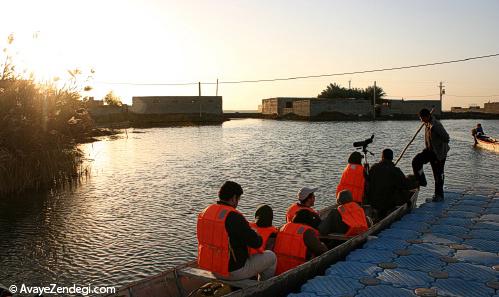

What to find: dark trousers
left=412, top=149, right=446, bottom=198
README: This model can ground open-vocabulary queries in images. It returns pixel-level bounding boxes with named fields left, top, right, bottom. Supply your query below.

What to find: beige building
left=261, top=97, right=311, bottom=116
left=261, top=97, right=441, bottom=118
left=293, top=98, right=372, bottom=117
left=131, top=96, right=222, bottom=115
left=261, top=97, right=372, bottom=117
left=484, top=102, right=499, bottom=113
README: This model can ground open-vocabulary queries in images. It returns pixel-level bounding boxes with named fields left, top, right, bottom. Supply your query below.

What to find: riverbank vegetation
left=0, top=35, right=97, bottom=196
left=318, top=83, right=386, bottom=103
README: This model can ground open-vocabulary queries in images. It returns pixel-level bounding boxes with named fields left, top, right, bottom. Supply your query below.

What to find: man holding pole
left=412, top=108, right=450, bottom=202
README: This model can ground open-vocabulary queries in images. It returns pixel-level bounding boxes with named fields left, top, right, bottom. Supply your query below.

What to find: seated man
left=248, top=204, right=278, bottom=255
left=319, top=190, right=370, bottom=236
left=336, top=152, right=366, bottom=204
left=197, top=181, right=276, bottom=281
left=274, top=209, right=327, bottom=275
left=365, top=149, right=413, bottom=220
left=286, top=187, right=320, bottom=227
left=476, top=123, right=485, bottom=137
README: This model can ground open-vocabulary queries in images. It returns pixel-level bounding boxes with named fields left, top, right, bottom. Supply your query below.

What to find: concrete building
left=131, top=96, right=222, bottom=116
left=261, top=97, right=311, bottom=116
left=380, top=99, right=441, bottom=116
left=261, top=97, right=440, bottom=118
left=293, top=98, right=372, bottom=117
left=484, top=102, right=499, bottom=113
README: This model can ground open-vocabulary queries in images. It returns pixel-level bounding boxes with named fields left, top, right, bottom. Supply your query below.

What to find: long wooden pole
left=394, top=108, right=434, bottom=165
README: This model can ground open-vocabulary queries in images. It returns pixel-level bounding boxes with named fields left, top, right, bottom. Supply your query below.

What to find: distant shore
left=90, top=111, right=499, bottom=130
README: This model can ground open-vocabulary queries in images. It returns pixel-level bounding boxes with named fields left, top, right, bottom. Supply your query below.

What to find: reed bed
left=0, top=78, right=94, bottom=196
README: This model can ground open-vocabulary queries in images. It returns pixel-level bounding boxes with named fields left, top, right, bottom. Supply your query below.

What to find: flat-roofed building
left=131, top=96, right=222, bottom=115
left=293, top=98, right=372, bottom=117
left=261, top=97, right=312, bottom=116
left=484, top=102, right=499, bottom=114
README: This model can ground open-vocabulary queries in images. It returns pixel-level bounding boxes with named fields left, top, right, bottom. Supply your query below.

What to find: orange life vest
left=197, top=203, right=242, bottom=276
left=248, top=222, right=278, bottom=255
left=273, top=222, right=318, bottom=275
left=286, top=203, right=319, bottom=223
left=336, top=163, right=365, bottom=204
left=338, top=202, right=369, bottom=236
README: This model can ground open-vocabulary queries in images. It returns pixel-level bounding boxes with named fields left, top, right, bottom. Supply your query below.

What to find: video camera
left=353, top=134, right=374, bottom=151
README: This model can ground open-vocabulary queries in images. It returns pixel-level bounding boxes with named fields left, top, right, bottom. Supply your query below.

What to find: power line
left=446, top=94, right=499, bottom=98
left=94, top=81, right=197, bottom=86
left=94, top=53, right=499, bottom=86
left=386, top=94, right=440, bottom=98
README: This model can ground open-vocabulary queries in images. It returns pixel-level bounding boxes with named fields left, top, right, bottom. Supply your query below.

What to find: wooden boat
left=109, top=190, right=418, bottom=297
left=474, top=136, right=499, bottom=153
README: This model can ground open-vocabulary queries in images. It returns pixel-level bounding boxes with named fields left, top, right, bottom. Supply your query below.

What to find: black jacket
left=365, top=160, right=410, bottom=218
left=218, top=201, right=263, bottom=272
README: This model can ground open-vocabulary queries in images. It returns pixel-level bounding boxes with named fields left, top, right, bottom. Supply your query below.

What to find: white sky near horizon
left=1, top=0, right=499, bottom=110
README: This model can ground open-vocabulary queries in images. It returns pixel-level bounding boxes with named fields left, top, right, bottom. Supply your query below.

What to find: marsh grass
left=0, top=78, right=94, bottom=196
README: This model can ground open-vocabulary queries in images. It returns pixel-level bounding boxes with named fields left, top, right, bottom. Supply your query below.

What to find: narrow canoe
left=109, top=190, right=418, bottom=297
left=475, top=136, right=499, bottom=153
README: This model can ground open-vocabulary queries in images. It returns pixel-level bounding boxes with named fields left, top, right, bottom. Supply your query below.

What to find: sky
left=1, top=0, right=499, bottom=110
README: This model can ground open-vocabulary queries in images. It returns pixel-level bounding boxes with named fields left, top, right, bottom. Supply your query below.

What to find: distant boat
left=107, top=191, right=418, bottom=297
left=474, top=136, right=499, bottom=153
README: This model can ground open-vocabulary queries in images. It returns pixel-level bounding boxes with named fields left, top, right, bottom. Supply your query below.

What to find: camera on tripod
left=353, top=134, right=374, bottom=152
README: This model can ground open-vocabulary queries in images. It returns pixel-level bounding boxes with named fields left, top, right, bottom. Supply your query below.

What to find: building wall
left=382, top=99, right=441, bottom=116
left=308, top=99, right=371, bottom=116
left=261, top=98, right=279, bottom=115
left=293, top=100, right=312, bottom=117
left=261, top=97, right=315, bottom=115
left=484, top=102, right=499, bottom=114
left=131, top=96, right=222, bottom=115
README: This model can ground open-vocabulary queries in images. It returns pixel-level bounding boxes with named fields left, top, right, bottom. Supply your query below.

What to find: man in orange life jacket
left=197, top=181, right=276, bottom=281
left=248, top=204, right=278, bottom=255
left=274, top=209, right=328, bottom=275
left=286, top=187, right=321, bottom=227
left=336, top=152, right=366, bottom=204
left=319, top=190, right=370, bottom=236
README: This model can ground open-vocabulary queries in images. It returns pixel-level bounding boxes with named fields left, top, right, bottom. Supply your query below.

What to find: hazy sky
left=2, top=0, right=499, bottom=110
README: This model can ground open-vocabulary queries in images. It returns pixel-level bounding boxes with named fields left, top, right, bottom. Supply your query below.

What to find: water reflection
left=1, top=119, right=498, bottom=290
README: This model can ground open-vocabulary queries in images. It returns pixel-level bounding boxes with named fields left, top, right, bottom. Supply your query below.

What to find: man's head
left=381, top=148, right=394, bottom=161
left=292, top=209, right=321, bottom=229
left=336, top=189, right=353, bottom=205
left=419, top=108, right=431, bottom=123
left=218, top=181, right=243, bottom=208
left=348, top=151, right=363, bottom=165
left=297, top=187, right=318, bottom=207
left=254, top=204, right=273, bottom=228
left=477, top=123, right=482, bottom=128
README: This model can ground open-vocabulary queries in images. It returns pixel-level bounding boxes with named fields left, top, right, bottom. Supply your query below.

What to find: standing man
left=412, top=108, right=450, bottom=202
left=197, top=181, right=276, bottom=281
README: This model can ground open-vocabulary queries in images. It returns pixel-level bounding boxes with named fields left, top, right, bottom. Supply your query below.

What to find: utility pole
left=216, top=78, right=219, bottom=96
left=439, top=81, right=445, bottom=113
left=198, top=82, right=202, bottom=118
left=373, top=81, right=376, bottom=120
left=349, top=80, right=351, bottom=89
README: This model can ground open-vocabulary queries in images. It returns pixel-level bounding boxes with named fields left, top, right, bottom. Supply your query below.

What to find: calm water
left=1, top=119, right=498, bottom=291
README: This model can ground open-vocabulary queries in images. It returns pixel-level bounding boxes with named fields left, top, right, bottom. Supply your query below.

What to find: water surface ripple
left=1, top=119, right=498, bottom=291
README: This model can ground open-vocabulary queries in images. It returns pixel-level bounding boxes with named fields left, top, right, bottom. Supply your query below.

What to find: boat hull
left=475, top=137, right=499, bottom=152
left=109, top=191, right=418, bottom=297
